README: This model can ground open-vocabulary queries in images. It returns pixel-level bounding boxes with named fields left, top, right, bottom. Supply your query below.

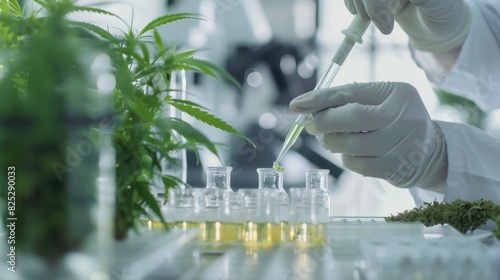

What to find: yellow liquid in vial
left=140, top=220, right=174, bottom=230
left=280, top=221, right=289, bottom=242
left=200, top=221, right=243, bottom=243
left=174, top=221, right=200, bottom=230
left=289, top=223, right=327, bottom=244
left=243, top=222, right=284, bottom=249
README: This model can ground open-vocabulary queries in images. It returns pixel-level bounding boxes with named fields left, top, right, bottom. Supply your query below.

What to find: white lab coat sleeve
left=414, top=121, right=500, bottom=205
left=411, top=0, right=500, bottom=112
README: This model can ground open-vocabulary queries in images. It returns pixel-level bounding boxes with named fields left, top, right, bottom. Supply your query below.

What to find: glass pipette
left=273, top=16, right=370, bottom=167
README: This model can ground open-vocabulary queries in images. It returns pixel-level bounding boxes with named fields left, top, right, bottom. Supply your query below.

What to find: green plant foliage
left=65, top=5, right=254, bottom=239
left=386, top=199, right=500, bottom=238
left=0, top=0, right=110, bottom=263
left=1, top=0, right=255, bottom=241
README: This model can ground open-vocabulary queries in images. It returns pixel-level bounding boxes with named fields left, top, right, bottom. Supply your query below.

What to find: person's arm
left=412, top=0, right=500, bottom=112
left=289, top=82, right=500, bottom=205
left=434, top=121, right=500, bottom=204
left=343, top=0, right=500, bottom=111
left=343, top=0, right=471, bottom=53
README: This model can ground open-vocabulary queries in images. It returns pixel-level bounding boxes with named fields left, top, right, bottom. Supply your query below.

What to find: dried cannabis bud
left=385, top=199, right=500, bottom=238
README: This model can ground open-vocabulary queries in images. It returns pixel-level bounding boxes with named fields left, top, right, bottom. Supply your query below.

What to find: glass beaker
left=305, top=169, right=333, bottom=218
left=204, top=166, right=233, bottom=208
left=289, top=188, right=329, bottom=245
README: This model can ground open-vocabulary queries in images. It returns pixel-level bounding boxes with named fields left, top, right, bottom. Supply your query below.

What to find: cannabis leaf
left=168, top=98, right=255, bottom=148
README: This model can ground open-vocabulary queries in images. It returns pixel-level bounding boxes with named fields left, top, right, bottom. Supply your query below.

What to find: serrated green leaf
left=69, top=21, right=116, bottom=41
left=153, top=29, right=163, bottom=49
left=159, top=117, right=222, bottom=159
left=123, top=96, right=154, bottom=121
left=144, top=145, right=162, bottom=171
left=175, top=49, right=199, bottom=60
left=185, top=58, right=244, bottom=93
left=139, top=42, right=150, bottom=67
left=70, top=5, right=119, bottom=18
left=168, top=99, right=256, bottom=148
left=160, top=176, right=190, bottom=194
left=8, top=0, right=22, bottom=14
left=161, top=175, right=177, bottom=191
left=135, top=181, right=165, bottom=222
left=164, top=98, right=209, bottom=111
left=139, top=13, right=202, bottom=36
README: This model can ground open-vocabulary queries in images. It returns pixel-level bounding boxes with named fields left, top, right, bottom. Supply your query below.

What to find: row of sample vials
left=149, top=167, right=334, bottom=248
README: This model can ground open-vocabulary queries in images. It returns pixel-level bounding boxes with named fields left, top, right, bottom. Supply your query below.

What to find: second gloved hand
left=344, top=0, right=471, bottom=52
left=289, top=82, right=448, bottom=189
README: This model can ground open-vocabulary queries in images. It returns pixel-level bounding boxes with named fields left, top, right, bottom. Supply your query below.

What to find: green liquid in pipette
left=274, top=122, right=305, bottom=167
left=273, top=16, right=370, bottom=166
left=285, top=122, right=305, bottom=150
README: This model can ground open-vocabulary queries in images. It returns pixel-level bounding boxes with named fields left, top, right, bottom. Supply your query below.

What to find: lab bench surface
left=112, top=217, right=480, bottom=280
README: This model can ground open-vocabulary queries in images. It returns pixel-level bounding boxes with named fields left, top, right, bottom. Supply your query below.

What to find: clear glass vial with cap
left=305, top=169, right=333, bottom=218
left=203, top=166, right=233, bottom=209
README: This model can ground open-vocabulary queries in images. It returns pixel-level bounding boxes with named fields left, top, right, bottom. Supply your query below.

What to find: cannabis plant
left=3, top=0, right=251, bottom=253
left=0, top=0, right=115, bottom=275
left=69, top=6, right=252, bottom=239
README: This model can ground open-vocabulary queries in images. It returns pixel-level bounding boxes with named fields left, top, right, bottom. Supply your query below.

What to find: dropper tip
left=273, top=162, right=284, bottom=172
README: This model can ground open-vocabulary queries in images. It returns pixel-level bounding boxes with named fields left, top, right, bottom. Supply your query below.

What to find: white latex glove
left=343, top=0, right=471, bottom=52
left=289, top=82, right=448, bottom=191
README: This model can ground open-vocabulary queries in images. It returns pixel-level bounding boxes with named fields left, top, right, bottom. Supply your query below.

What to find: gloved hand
left=343, top=0, right=471, bottom=52
left=289, top=82, right=448, bottom=190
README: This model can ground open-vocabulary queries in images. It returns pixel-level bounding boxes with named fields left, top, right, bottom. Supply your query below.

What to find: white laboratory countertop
left=111, top=217, right=500, bottom=280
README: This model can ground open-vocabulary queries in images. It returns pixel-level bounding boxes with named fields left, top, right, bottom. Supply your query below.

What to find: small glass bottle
left=200, top=192, right=244, bottom=243
left=305, top=169, right=333, bottom=218
left=289, top=188, right=328, bottom=245
left=201, top=167, right=238, bottom=245
left=257, top=168, right=288, bottom=200
left=256, top=168, right=289, bottom=242
left=203, top=166, right=233, bottom=209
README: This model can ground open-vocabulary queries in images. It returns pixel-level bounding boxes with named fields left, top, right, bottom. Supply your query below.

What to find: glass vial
left=204, top=166, right=233, bottom=209
left=257, top=168, right=289, bottom=242
left=289, top=188, right=328, bottom=245
left=305, top=169, right=333, bottom=218
left=257, top=168, right=288, bottom=200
